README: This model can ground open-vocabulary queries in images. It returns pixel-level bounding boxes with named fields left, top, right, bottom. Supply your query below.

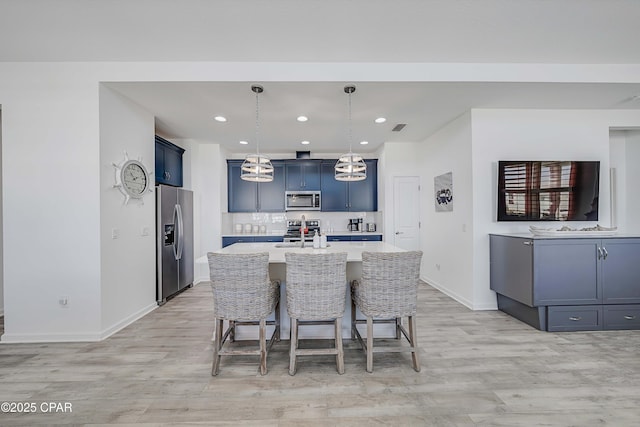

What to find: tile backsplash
left=222, top=211, right=383, bottom=235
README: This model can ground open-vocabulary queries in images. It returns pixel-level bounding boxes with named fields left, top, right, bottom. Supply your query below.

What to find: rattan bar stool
left=207, top=252, right=280, bottom=376
left=285, top=252, right=348, bottom=375
left=351, top=251, right=423, bottom=373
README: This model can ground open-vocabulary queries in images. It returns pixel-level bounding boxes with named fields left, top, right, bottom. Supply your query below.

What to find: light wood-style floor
left=1, top=283, right=640, bottom=426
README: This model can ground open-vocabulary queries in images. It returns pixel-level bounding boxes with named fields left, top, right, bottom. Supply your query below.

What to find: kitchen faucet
left=300, top=215, right=306, bottom=248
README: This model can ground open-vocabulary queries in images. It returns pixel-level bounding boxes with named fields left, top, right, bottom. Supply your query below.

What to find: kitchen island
left=199, top=241, right=406, bottom=339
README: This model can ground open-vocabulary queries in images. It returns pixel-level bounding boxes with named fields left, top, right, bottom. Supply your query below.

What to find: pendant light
left=241, top=84, right=274, bottom=182
left=335, top=85, right=367, bottom=181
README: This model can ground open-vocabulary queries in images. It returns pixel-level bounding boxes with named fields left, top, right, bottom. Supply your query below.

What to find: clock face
left=121, top=162, right=148, bottom=197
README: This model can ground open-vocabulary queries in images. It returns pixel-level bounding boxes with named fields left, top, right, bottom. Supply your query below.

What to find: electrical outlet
left=111, top=228, right=120, bottom=239
left=436, top=264, right=441, bottom=271
left=141, top=226, right=150, bottom=237
left=59, top=296, right=69, bottom=307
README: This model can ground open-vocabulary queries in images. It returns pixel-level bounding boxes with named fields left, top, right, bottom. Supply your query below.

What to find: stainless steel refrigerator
left=156, top=185, right=194, bottom=304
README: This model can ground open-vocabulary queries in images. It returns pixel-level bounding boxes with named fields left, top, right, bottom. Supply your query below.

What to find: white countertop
left=221, top=231, right=382, bottom=237
left=197, top=241, right=403, bottom=264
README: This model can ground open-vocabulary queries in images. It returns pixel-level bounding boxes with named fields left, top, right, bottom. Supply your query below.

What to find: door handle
left=523, top=241, right=533, bottom=246
left=176, top=203, right=184, bottom=260
left=597, top=246, right=603, bottom=260
left=602, top=246, right=608, bottom=260
left=395, top=231, right=403, bottom=235
left=172, top=204, right=179, bottom=260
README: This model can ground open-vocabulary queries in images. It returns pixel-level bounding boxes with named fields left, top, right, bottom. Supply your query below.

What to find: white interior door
left=393, top=176, right=420, bottom=250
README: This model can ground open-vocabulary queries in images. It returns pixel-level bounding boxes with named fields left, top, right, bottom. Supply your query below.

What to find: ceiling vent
left=392, top=123, right=407, bottom=132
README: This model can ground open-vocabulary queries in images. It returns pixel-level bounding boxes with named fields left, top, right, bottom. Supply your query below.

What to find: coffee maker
left=348, top=218, right=363, bottom=232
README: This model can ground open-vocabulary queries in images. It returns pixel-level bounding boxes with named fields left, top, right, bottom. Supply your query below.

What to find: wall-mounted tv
left=497, top=160, right=600, bottom=221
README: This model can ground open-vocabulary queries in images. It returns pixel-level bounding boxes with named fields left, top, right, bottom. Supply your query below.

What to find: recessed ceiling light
left=360, top=141, right=369, bottom=145
left=301, top=140, right=310, bottom=145
left=297, top=116, right=308, bottom=122
left=239, top=140, right=249, bottom=145
left=374, top=117, right=386, bottom=124
left=214, top=116, right=227, bottom=122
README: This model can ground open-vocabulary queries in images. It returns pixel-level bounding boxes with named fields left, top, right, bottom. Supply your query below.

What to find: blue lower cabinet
left=222, top=236, right=254, bottom=247
left=327, top=235, right=351, bottom=242
left=326, top=235, right=383, bottom=242
left=254, top=236, right=284, bottom=243
left=222, top=235, right=284, bottom=247
left=352, top=235, right=382, bottom=242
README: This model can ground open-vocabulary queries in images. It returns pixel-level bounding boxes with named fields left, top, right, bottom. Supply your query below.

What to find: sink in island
left=200, top=241, right=406, bottom=339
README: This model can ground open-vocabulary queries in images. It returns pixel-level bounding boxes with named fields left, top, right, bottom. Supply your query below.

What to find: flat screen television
left=497, top=160, right=600, bottom=221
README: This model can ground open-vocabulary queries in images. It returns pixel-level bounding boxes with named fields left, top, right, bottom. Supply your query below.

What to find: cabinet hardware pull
left=597, top=247, right=603, bottom=260
left=569, top=316, right=582, bottom=321
left=624, top=315, right=636, bottom=320
left=523, top=241, right=532, bottom=246
left=602, top=247, right=608, bottom=260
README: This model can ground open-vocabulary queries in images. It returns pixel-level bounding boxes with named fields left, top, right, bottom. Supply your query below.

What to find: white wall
left=188, top=141, right=225, bottom=283
left=609, top=130, right=628, bottom=231
left=99, top=86, right=157, bottom=337
left=1, top=64, right=102, bottom=341
left=0, top=107, right=3, bottom=317
left=418, top=113, right=476, bottom=308
left=470, top=109, right=640, bottom=311
left=379, top=142, right=424, bottom=244
left=624, top=130, right=640, bottom=233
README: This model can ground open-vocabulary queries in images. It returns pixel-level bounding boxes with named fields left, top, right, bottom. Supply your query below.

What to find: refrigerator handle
left=175, top=203, right=184, bottom=260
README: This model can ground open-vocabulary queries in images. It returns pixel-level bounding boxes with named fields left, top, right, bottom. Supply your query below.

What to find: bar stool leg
left=259, top=318, right=267, bottom=375
left=366, top=317, right=374, bottom=373
left=335, top=317, right=345, bottom=374
left=289, top=318, right=298, bottom=375
left=211, top=318, right=224, bottom=376
left=408, top=315, right=420, bottom=372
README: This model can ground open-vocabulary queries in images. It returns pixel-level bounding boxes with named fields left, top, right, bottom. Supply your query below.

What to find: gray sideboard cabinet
left=490, top=234, right=640, bottom=331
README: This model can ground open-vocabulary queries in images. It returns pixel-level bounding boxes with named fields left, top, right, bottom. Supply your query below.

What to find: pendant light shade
left=335, top=85, right=367, bottom=182
left=241, top=85, right=274, bottom=182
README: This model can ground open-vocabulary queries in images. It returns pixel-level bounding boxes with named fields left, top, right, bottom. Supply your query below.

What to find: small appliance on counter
left=348, top=218, right=363, bottom=232
left=366, top=223, right=376, bottom=232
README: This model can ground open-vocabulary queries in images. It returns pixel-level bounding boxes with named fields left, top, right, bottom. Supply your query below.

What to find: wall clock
left=112, top=151, right=152, bottom=204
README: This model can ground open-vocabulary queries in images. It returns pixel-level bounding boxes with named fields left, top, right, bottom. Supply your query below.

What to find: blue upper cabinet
left=285, top=160, right=321, bottom=191
left=348, top=159, right=378, bottom=212
left=320, top=159, right=377, bottom=212
left=227, top=160, right=258, bottom=212
left=155, top=136, right=184, bottom=187
left=227, top=160, right=285, bottom=212
left=229, top=158, right=377, bottom=212
left=320, top=161, right=349, bottom=211
left=258, top=161, right=285, bottom=212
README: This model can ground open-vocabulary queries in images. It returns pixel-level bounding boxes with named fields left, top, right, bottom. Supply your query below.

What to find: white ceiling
left=3, top=0, right=640, bottom=154
left=107, top=81, right=640, bottom=154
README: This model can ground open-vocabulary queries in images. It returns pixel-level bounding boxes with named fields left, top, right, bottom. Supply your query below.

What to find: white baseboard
left=0, top=302, right=158, bottom=344
left=421, top=275, right=474, bottom=309
left=1, top=331, right=103, bottom=343
left=99, top=302, right=158, bottom=340
left=422, top=275, right=497, bottom=311
left=194, top=276, right=209, bottom=285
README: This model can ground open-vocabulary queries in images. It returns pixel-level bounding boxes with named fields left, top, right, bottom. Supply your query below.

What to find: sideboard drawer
left=603, top=305, right=640, bottom=330
left=547, top=306, right=603, bottom=332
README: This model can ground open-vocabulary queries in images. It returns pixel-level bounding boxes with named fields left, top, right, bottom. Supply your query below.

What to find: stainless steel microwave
left=285, top=191, right=321, bottom=211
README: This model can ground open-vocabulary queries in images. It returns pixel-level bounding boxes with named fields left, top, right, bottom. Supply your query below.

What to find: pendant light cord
left=347, top=89, right=352, bottom=153
left=255, top=88, right=260, bottom=156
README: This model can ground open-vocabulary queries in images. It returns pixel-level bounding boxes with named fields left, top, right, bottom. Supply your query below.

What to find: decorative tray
left=529, top=225, right=618, bottom=237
